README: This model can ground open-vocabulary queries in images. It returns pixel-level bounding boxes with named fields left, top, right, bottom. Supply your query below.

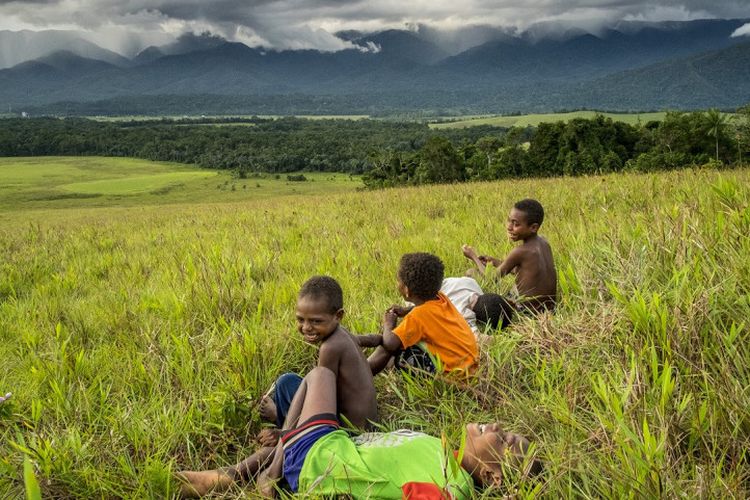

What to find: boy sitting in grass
left=367, top=253, right=479, bottom=376
left=178, top=366, right=541, bottom=498
left=463, top=198, right=557, bottom=320
left=258, top=276, right=379, bottom=436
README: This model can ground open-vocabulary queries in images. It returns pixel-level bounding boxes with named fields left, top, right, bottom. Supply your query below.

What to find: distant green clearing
left=0, top=157, right=361, bottom=211
left=430, top=111, right=670, bottom=129
left=62, top=172, right=214, bottom=195
left=90, top=114, right=370, bottom=122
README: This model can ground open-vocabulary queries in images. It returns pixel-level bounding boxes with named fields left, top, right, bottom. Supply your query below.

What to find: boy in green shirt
left=178, top=366, right=541, bottom=498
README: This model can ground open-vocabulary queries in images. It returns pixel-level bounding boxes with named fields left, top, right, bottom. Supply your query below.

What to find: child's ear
left=529, top=223, right=540, bottom=233
left=335, top=308, right=345, bottom=321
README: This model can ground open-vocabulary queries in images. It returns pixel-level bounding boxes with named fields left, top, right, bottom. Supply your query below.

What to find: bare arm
left=381, top=310, right=403, bottom=352
left=317, top=341, right=340, bottom=376
left=368, top=309, right=403, bottom=375
left=352, top=333, right=383, bottom=348
left=497, top=247, right=524, bottom=277
left=256, top=443, right=283, bottom=497
left=462, top=244, right=487, bottom=274
left=463, top=244, right=504, bottom=276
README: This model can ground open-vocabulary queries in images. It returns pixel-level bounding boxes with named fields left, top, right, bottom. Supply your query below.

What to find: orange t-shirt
left=393, top=293, right=478, bottom=373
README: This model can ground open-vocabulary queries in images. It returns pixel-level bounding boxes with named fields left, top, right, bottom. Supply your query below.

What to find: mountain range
left=1, top=19, right=749, bottom=115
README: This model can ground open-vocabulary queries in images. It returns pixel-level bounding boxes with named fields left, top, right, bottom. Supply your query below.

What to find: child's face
left=506, top=208, right=538, bottom=242
left=463, top=423, right=529, bottom=486
left=295, top=295, right=343, bottom=344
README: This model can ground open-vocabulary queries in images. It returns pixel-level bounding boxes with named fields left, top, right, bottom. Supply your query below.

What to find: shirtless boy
left=463, top=198, right=557, bottom=315
left=260, top=276, right=378, bottom=432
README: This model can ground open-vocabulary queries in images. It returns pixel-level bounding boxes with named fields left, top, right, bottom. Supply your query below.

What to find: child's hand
left=384, top=309, right=398, bottom=329
left=257, top=428, right=281, bottom=447
left=480, top=255, right=501, bottom=267
left=390, top=304, right=411, bottom=317
left=462, top=244, right=478, bottom=260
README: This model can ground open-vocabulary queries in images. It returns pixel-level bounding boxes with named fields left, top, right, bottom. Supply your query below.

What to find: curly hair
left=514, top=199, right=544, bottom=226
left=298, top=275, right=343, bottom=313
left=473, top=293, right=515, bottom=330
left=397, top=253, right=444, bottom=301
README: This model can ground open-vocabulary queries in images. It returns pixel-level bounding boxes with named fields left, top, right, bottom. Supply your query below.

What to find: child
left=178, top=366, right=541, bottom=498
left=259, top=276, right=378, bottom=432
left=368, top=253, right=479, bottom=376
left=399, top=276, right=515, bottom=338
left=463, top=198, right=557, bottom=317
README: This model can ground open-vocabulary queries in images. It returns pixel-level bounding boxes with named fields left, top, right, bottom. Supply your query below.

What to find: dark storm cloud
left=1, top=0, right=748, bottom=54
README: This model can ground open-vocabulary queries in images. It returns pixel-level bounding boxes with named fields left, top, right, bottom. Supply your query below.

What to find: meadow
left=1, top=158, right=749, bottom=498
left=0, top=157, right=360, bottom=212
left=428, top=111, right=672, bottom=129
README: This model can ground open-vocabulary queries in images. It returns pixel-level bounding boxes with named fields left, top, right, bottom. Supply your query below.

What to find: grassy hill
left=1, top=159, right=749, bottom=497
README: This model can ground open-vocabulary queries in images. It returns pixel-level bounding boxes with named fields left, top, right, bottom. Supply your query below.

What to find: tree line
left=0, top=117, right=505, bottom=175
left=1, top=108, right=748, bottom=188
left=362, top=108, right=750, bottom=188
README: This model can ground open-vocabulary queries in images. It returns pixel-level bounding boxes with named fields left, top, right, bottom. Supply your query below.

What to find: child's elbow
left=382, top=334, right=403, bottom=353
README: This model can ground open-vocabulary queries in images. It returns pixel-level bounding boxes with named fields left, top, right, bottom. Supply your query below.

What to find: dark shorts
left=395, top=344, right=436, bottom=374
left=281, top=413, right=339, bottom=492
left=499, top=295, right=555, bottom=329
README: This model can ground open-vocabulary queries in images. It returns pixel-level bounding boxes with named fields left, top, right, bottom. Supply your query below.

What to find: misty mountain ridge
left=0, top=30, right=132, bottom=69
left=1, top=18, right=749, bottom=114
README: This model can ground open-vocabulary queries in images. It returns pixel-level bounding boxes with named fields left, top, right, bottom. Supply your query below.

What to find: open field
left=429, top=111, right=672, bottom=129
left=88, top=115, right=371, bottom=122
left=0, top=157, right=361, bottom=211
left=85, top=111, right=673, bottom=128
left=1, top=162, right=749, bottom=498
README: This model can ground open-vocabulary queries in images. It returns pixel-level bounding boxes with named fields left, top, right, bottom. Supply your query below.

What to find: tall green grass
left=1, top=166, right=748, bottom=497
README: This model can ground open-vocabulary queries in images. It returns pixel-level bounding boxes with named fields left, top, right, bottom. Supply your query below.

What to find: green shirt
left=297, top=429, right=474, bottom=498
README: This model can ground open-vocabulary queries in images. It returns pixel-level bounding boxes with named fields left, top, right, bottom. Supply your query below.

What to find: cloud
left=732, top=22, right=750, bottom=37
left=0, top=0, right=748, bottom=55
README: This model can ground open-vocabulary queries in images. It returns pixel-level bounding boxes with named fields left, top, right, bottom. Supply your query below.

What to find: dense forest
left=1, top=108, right=748, bottom=189
left=0, top=116, right=511, bottom=174
left=364, top=109, right=750, bottom=187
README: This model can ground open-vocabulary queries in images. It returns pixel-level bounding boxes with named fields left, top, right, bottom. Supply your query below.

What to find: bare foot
left=176, top=469, right=233, bottom=498
left=256, top=469, right=278, bottom=497
left=259, top=395, right=277, bottom=423
left=257, top=428, right=282, bottom=447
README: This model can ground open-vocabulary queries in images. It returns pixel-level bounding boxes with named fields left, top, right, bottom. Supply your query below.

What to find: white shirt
left=440, top=277, right=483, bottom=334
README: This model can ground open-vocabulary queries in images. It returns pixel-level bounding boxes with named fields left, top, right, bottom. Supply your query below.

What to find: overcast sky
left=1, top=0, right=749, bottom=55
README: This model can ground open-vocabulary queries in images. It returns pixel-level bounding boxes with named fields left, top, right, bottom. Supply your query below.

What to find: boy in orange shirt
left=368, top=253, right=479, bottom=376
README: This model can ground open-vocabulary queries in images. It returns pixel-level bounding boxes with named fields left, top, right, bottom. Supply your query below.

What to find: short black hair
left=473, top=293, right=515, bottom=330
left=298, top=275, right=343, bottom=313
left=514, top=199, right=544, bottom=226
left=397, top=253, right=444, bottom=301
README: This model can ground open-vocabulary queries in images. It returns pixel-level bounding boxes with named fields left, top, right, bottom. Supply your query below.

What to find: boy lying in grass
left=258, top=276, right=379, bottom=440
left=463, top=198, right=558, bottom=320
left=367, top=252, right=479, bottom=376
left=426, top=275, right=513, bottom=340
left=178, top=366, right=541, bottom=498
